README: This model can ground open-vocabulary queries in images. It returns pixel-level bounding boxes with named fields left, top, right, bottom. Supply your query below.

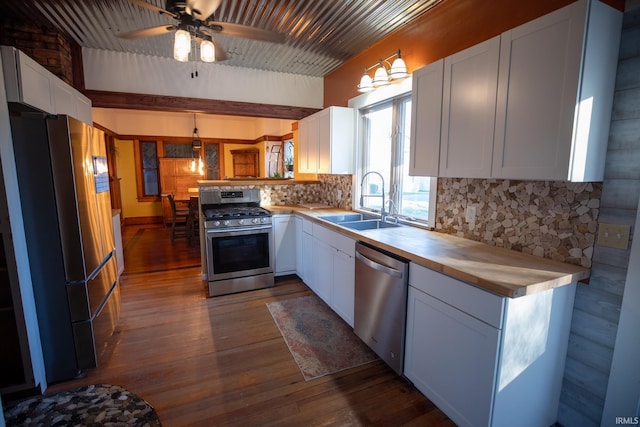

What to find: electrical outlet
left=337, top=190, right=342, bottom=200
left=465, top=205, right=477, bottom=223
left=597, top=223, right=630, bottom=249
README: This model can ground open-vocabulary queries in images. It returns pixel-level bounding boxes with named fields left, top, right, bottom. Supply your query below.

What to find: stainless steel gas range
left=200, top=188, right=274, bottom=297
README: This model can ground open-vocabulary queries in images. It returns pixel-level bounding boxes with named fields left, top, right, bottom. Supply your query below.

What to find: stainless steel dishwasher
left=354, top=241, right=409, bottom=376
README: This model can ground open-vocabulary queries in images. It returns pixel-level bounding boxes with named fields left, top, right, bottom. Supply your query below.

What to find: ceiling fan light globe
left=200, top=40, right=215, bottom=62
left=174, top=29, right=191, bottom=62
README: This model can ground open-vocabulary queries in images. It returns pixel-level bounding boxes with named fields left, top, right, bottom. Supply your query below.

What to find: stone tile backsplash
left=434, top=178, right=601, bottom=267
left=208, top=175, right=599, bottom=267
left=209, top=174, right=354, bottom=209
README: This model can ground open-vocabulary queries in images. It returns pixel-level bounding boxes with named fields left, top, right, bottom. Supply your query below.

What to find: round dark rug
left=3, top=384, right=162, bottom=426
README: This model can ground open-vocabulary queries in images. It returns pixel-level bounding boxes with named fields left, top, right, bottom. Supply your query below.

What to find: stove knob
left=260, top=217, right=267, bottom=224
left=251, top=218, right=259, bottom=224
left=238, top=219, right=245, bottom=225
left=223, top=220, right=230, bottom=226
left=214, top=221, right=221, bottom=227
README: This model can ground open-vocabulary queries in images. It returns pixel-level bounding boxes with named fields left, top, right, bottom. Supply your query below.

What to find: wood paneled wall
left=557, top=2, right=640, bottom=426
left=324, top=0, right=625, bottom=107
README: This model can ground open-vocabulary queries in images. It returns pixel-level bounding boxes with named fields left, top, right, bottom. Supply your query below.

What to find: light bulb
left=200, top=40, right=215, bottom=62
left=174, top=29, right=191, bottom=62
left=357, top=71, right=374, bottom=93
left=372, top=64, right=390, bottom=86
left=390, top=55, right=408, bottom=79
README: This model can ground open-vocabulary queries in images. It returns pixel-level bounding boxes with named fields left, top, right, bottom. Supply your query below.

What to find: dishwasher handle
left=355, top=250, right=404, bottom=278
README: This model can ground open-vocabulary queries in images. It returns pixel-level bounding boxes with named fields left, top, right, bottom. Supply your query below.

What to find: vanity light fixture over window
left=357, top=50, right=409, bottom=93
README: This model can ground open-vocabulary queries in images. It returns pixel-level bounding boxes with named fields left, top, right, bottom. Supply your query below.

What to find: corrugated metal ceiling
left=1, top=0, right=441, bottom=77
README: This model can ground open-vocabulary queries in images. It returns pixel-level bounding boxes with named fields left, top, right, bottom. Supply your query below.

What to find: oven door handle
left=206, top=225, right=272, bottom=234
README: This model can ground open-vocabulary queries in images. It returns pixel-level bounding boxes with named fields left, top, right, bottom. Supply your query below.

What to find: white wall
left=83, top=48, right=324, bottom=109
left=602, top=196, right=640, bottom=424
left=92, top=108, right=293, bottom=139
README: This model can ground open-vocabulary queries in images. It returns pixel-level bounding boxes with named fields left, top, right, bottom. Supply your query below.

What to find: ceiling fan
left=118, top=0, right=286, bottom=62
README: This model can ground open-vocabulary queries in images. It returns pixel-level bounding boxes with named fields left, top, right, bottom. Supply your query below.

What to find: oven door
left=206, top=225, right=273, bottom=281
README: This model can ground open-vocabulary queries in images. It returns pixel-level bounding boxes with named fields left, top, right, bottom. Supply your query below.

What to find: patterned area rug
left=3, top=384, right=161, bottom=426
left=266, top=294, right=378, bottom=381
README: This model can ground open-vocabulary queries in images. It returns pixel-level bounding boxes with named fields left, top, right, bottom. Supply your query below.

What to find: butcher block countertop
left=267, top=205, right=590, bottom=298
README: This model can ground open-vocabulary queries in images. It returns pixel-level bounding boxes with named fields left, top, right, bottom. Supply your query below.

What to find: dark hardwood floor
left=47, top=224, right=455, bottom=426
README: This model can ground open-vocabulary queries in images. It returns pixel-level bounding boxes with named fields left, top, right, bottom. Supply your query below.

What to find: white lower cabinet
left=405, top=262, right=577, bottom=427
left=330, top=248, right=355, bottom=326
left=296, top=217, right=314, bottom=283
left=405, top=286, right=500, bottom=427
left=112, top=211, right=124, bottom=276
left=273, top=215, right=296, bottom=276
left=301, top=221, right=355, bottom=327
left=311, top=238, right=333, bottom=304
left=294, top=216, right=304, bottom=277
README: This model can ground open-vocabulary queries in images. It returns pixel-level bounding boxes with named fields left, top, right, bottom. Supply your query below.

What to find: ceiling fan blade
left=211, top=37, right=229, bottom=61
left=206, top=21, right=286, bottom=44
left=118, top=25, right=177, bottom=39
left=128, top=0, right=177, bottom=18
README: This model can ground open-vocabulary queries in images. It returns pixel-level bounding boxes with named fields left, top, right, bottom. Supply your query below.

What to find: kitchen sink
left=318, top=213, right=377, bottom=224
left=340, top=219, right=401, bottom=230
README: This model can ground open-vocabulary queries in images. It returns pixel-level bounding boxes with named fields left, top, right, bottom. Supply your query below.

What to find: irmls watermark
left=615, top=416, right=640, bottom=425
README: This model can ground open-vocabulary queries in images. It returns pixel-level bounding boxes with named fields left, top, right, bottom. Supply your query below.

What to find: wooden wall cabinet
left=298, top=106, right=355, bottom=174
left=410, top=0, right=622, bottom=182
left=1, top=46, right=93, bottom=125
left=231, top=148, right=259, bottom=178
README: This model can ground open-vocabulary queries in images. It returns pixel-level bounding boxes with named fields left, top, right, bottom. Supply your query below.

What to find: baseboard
left=123, top=216, right=163, bottom=226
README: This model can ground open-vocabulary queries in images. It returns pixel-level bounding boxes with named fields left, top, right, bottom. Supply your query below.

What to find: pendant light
left=191, top=114, right=204, bottom=176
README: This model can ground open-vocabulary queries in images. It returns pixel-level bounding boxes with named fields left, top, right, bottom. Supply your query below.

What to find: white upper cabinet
left=2, top=46, right=55, bottom=114
left=409, top=59, right=443, bottom=177
left=492, top=0, right=622, bottom=181
left=440, top=36, right=500, bottom=179
left=298, top=106, right=355, bottom=174
left=1, top=46, right=93, bottom=124
left=53, top=78, right=93, bottom=125
left=410, top=0, right=622, bottom=182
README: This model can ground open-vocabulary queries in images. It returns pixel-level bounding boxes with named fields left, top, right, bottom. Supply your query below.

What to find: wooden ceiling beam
left=83, top=89, right=320, bottom=120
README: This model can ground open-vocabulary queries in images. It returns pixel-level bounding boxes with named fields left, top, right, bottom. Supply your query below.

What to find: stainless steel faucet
left=360, top=171, right=386, bottom=219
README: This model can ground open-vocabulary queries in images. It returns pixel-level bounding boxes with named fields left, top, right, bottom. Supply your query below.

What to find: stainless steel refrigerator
left=10, top=113, right=120, bottom=384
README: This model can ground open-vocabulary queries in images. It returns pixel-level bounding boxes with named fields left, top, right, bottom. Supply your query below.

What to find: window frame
left=349, top=78, right=437, bottom=228
left=132, top=137, right=223, bottom=202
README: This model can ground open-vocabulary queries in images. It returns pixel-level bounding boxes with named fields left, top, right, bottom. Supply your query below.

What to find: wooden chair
left=164, top=193, right=190, bottom=244
left=186, top=196, right=199, bottom=246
